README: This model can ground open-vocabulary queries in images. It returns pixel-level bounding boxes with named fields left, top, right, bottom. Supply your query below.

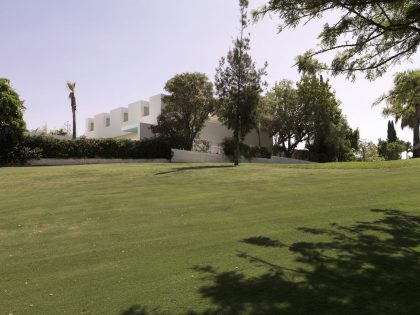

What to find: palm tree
left=375, top=70, right=420, bottom=158
left=67, top=82, right=77, bottom=139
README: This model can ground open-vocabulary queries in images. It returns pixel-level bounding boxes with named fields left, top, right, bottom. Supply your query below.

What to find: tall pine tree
left=215, top=0, right=267, bottom=165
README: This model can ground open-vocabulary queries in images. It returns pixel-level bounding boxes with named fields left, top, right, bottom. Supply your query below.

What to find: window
left=143, top=106, right=150, bottom=116
left=106, top=118, right=110, bottom=127
left=90, top=122, right=94, bottom=131
left=123, top=112, right=129, bottom=122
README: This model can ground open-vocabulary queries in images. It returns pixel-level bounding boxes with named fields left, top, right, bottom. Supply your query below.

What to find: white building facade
left=85, top=94, right=272, bottom=153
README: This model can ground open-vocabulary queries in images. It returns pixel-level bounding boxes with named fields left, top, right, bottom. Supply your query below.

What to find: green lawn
left=1, top=160, right=419, bottom=315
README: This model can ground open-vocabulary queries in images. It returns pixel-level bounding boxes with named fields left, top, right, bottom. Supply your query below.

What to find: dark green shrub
left=132, top=137, right=173, bottom=159
left=377, top=139, right=406, bottom=160
left=221, top=138, right=271, bottom=161
left=22, top=135, right=173, bottom=160
left=249, top=146, right=271, bottom=159
left=2, top=145, right=42, bottom=166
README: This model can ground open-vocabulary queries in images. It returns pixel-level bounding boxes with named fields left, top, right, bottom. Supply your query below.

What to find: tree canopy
left=151, top=72, right=214, bottom=150
left=375, top=69, right=420, bottom=157
left=297, top=74, right=359, bottom=162
left=262, top=80, right=311, bottom=158
left=0, top=78, right=26, bottom=164
left=261, top=68, right=359, bottom=162
left=67, top=81, right=77, bottom=139
left=254, top=0, right=420, bottom=80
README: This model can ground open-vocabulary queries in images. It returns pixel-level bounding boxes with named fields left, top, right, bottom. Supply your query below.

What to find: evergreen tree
left=215, top=0, right=267, bottom=165
left=387, top=120, right=398, bottom=143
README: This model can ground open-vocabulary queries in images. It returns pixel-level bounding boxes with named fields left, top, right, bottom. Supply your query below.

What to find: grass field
left=1, top=160, right=420, bottom=315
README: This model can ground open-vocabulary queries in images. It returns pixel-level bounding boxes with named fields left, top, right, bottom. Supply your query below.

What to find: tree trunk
left=234, top=130, right=240, bottom=166
left=256, top=125, right=261, bottom=148
left=413, top=105, right=420, bottom=158
left=285, top=146, right=296, bottom=158
left=72, top=109, right=76, bottom=140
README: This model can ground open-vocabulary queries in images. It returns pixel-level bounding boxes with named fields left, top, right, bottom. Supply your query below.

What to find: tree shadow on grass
left=155, top=165, right=234, bottom=175
left=119, top=209, right=420, bottom=315
left=241, top=236, right=285, bottom=248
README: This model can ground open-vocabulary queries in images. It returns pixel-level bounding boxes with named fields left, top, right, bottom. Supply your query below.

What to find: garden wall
left=172, top=149, right=229, bottom=163
left=172, top=149, right=316, bottom=164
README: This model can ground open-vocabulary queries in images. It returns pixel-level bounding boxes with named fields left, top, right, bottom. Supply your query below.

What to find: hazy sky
left=2, top=0, right=419, bottom=143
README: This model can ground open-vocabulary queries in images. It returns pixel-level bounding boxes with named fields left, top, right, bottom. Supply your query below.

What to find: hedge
left=22, top=135, right=173, bottom=160
left=221, top=138, right=271, bottom=161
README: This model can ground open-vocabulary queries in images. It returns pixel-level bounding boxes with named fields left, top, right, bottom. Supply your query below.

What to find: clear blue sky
left=2, top=0, right=419, bottom=143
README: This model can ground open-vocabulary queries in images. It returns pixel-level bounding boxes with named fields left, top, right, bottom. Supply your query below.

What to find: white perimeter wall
left=172, top=149, right=316, bottom=164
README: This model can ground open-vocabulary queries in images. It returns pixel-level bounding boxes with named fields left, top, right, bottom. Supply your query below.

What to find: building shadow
left=119, top=209, right=420, bottom=315
left=155, top=165, right=234, bottom=175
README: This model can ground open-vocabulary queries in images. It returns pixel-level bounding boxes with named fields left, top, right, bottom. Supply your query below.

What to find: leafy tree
left=253, top=1, right=420, bottom=80
left=254, top=94, right=270, bottom=148
left=151, top=72, right=214, bottom=150
left=296, top=73, right=359, bottom=162
left=67, top=82, right=77, bottom=139
left=377, top=120, right=411, bottom=160
left=375, top=70, right=420, bottom=158
left=263, top=80, right=311, bottom=158
left=378, top=139, right=406, bottom=160
left=347, top=127, right=360, bottom=154
left=50, top=128, right=68, bottom=136
left=387, top=120, right=398, bottom=143
left=358, top=139, right=382, bottom=162
left=308, top=114, right=359, bottom=162
left=0, top=78, right=27, bottom=165
left=403, top=140, right=413, bottom=157
left=215, top=0, right=267, bottom=165
left=263, top=62, right=359, bottom=162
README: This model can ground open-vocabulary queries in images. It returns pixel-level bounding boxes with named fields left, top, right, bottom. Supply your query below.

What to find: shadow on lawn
left=119, top=209, right=420, bottom=315
left=155, top=165, right=234, bottom=175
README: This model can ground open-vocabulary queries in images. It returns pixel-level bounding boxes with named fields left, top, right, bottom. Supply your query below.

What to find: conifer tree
left=215, top=0, right=267, bottom=165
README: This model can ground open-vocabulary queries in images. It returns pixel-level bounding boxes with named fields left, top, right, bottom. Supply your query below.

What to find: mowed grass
left=1, top=160, right=420, bottom=315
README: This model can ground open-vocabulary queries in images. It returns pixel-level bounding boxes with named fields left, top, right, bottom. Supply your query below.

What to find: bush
left=1, top=145, right=42, bottom=166
left=22, top=135, right=173, bottom=160
left=0, top=78, right=27, bottom=165
left=377, top=139, right=406, bottom=161
left=221, top=138, right=271, bottom=161
left=249, top=146, right=271, bottom=159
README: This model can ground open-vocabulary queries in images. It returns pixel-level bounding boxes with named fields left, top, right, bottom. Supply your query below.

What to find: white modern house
left=85, top=94, right=272, bottom=153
